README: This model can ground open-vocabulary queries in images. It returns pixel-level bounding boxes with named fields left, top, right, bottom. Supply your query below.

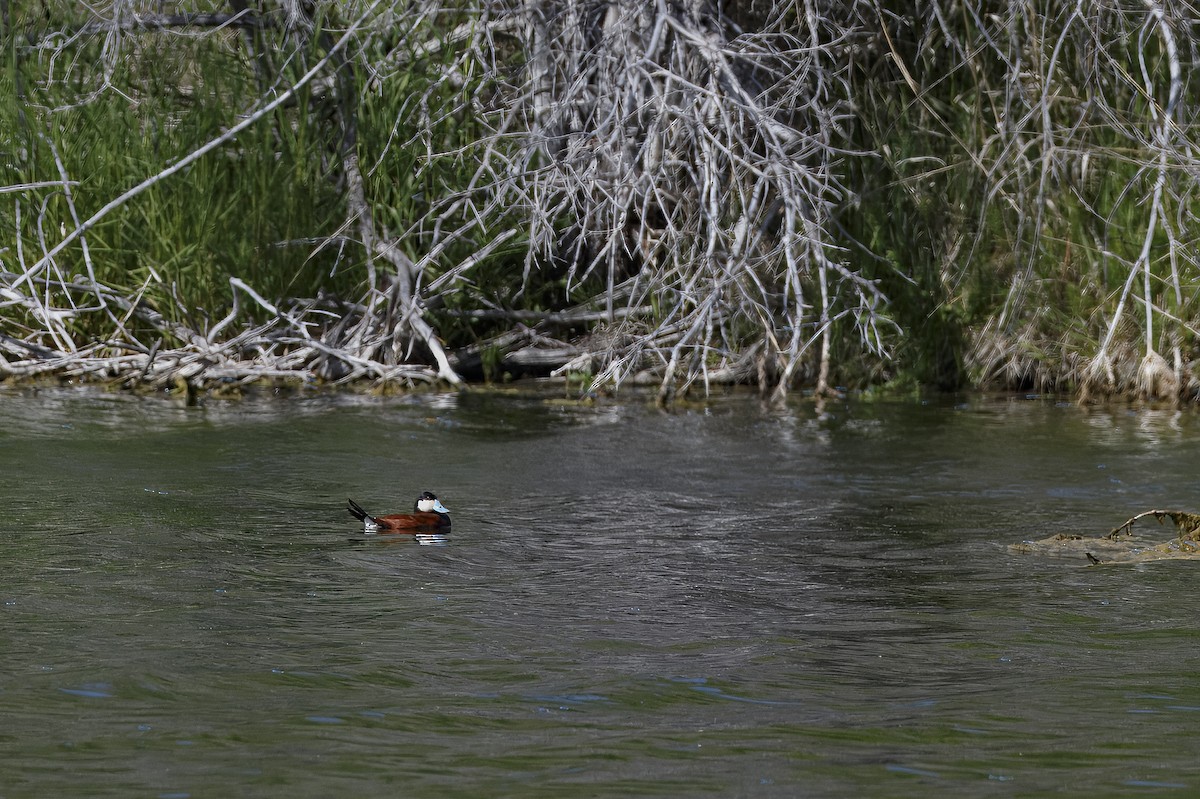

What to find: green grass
left=4, top=2, right=1200, bottom=398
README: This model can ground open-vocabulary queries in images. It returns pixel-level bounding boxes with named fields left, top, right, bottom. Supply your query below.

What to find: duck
left=347, top=492, right=451, bottom=533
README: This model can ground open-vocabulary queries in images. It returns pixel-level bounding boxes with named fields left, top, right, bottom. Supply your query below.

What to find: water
left=2, top=387, right=1200, bottom=797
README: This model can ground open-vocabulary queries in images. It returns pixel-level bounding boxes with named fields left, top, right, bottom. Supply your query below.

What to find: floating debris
left=1011, top=510, right=1200, bottom=565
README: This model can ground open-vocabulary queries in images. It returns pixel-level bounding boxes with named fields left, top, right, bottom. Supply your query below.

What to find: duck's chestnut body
left=347, top=492, right=451, bottom=533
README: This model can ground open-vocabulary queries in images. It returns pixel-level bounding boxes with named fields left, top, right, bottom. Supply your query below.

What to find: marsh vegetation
left=3, top=1, right=1200, bottom=402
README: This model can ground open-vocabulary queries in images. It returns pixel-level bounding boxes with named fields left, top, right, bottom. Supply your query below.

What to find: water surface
left=2, top=387, right=1199, bottom=797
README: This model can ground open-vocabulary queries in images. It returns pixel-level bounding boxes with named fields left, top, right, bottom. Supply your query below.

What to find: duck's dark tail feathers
left=347, top=499, right=375, bottom=524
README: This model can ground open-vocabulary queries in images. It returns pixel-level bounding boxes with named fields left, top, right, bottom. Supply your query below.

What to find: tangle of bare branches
left=6, top=1, right=1200, bottom=402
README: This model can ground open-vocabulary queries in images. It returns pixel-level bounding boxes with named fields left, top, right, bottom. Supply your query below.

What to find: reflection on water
left=3, top=387, right=1200, bottom=796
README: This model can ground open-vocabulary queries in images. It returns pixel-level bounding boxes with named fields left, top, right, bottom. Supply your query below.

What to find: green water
left=2, top=388, right=1200, bottom=797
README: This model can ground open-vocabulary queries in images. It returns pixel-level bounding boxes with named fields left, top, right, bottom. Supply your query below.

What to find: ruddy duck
left=347, top=492, right=451, bottom=533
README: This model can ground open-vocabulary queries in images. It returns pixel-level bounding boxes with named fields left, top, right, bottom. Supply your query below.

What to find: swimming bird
left=347, top=492, right=451, bottom=533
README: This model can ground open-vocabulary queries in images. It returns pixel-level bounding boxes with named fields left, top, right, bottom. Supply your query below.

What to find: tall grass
left=842, top=1, right=1200, bottom=400
left=3, top=8, right=348, bottom=337
left=3, top=1, right=1200, bottom=401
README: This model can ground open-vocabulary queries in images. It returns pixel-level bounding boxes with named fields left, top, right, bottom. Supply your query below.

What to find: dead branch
left=15, top=0, right=385, bottom=294
left=438, top=0, right=886, bottom=399
left=1107, top=509, right=1200, bottom=541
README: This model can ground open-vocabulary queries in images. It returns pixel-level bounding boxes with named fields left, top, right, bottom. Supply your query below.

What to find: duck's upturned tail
left=347, top=499, right=376, bottom=526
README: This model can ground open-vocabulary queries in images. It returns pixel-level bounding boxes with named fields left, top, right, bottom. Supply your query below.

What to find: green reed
left=4, top=2, right=1200, bottom=399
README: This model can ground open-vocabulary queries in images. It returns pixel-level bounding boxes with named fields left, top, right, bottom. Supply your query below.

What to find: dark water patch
left=3, top=389, right=1200, bottom=795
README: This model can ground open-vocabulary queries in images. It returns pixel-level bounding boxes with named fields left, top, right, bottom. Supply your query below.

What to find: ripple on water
left=4, top=390, right=1200, bottom=796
